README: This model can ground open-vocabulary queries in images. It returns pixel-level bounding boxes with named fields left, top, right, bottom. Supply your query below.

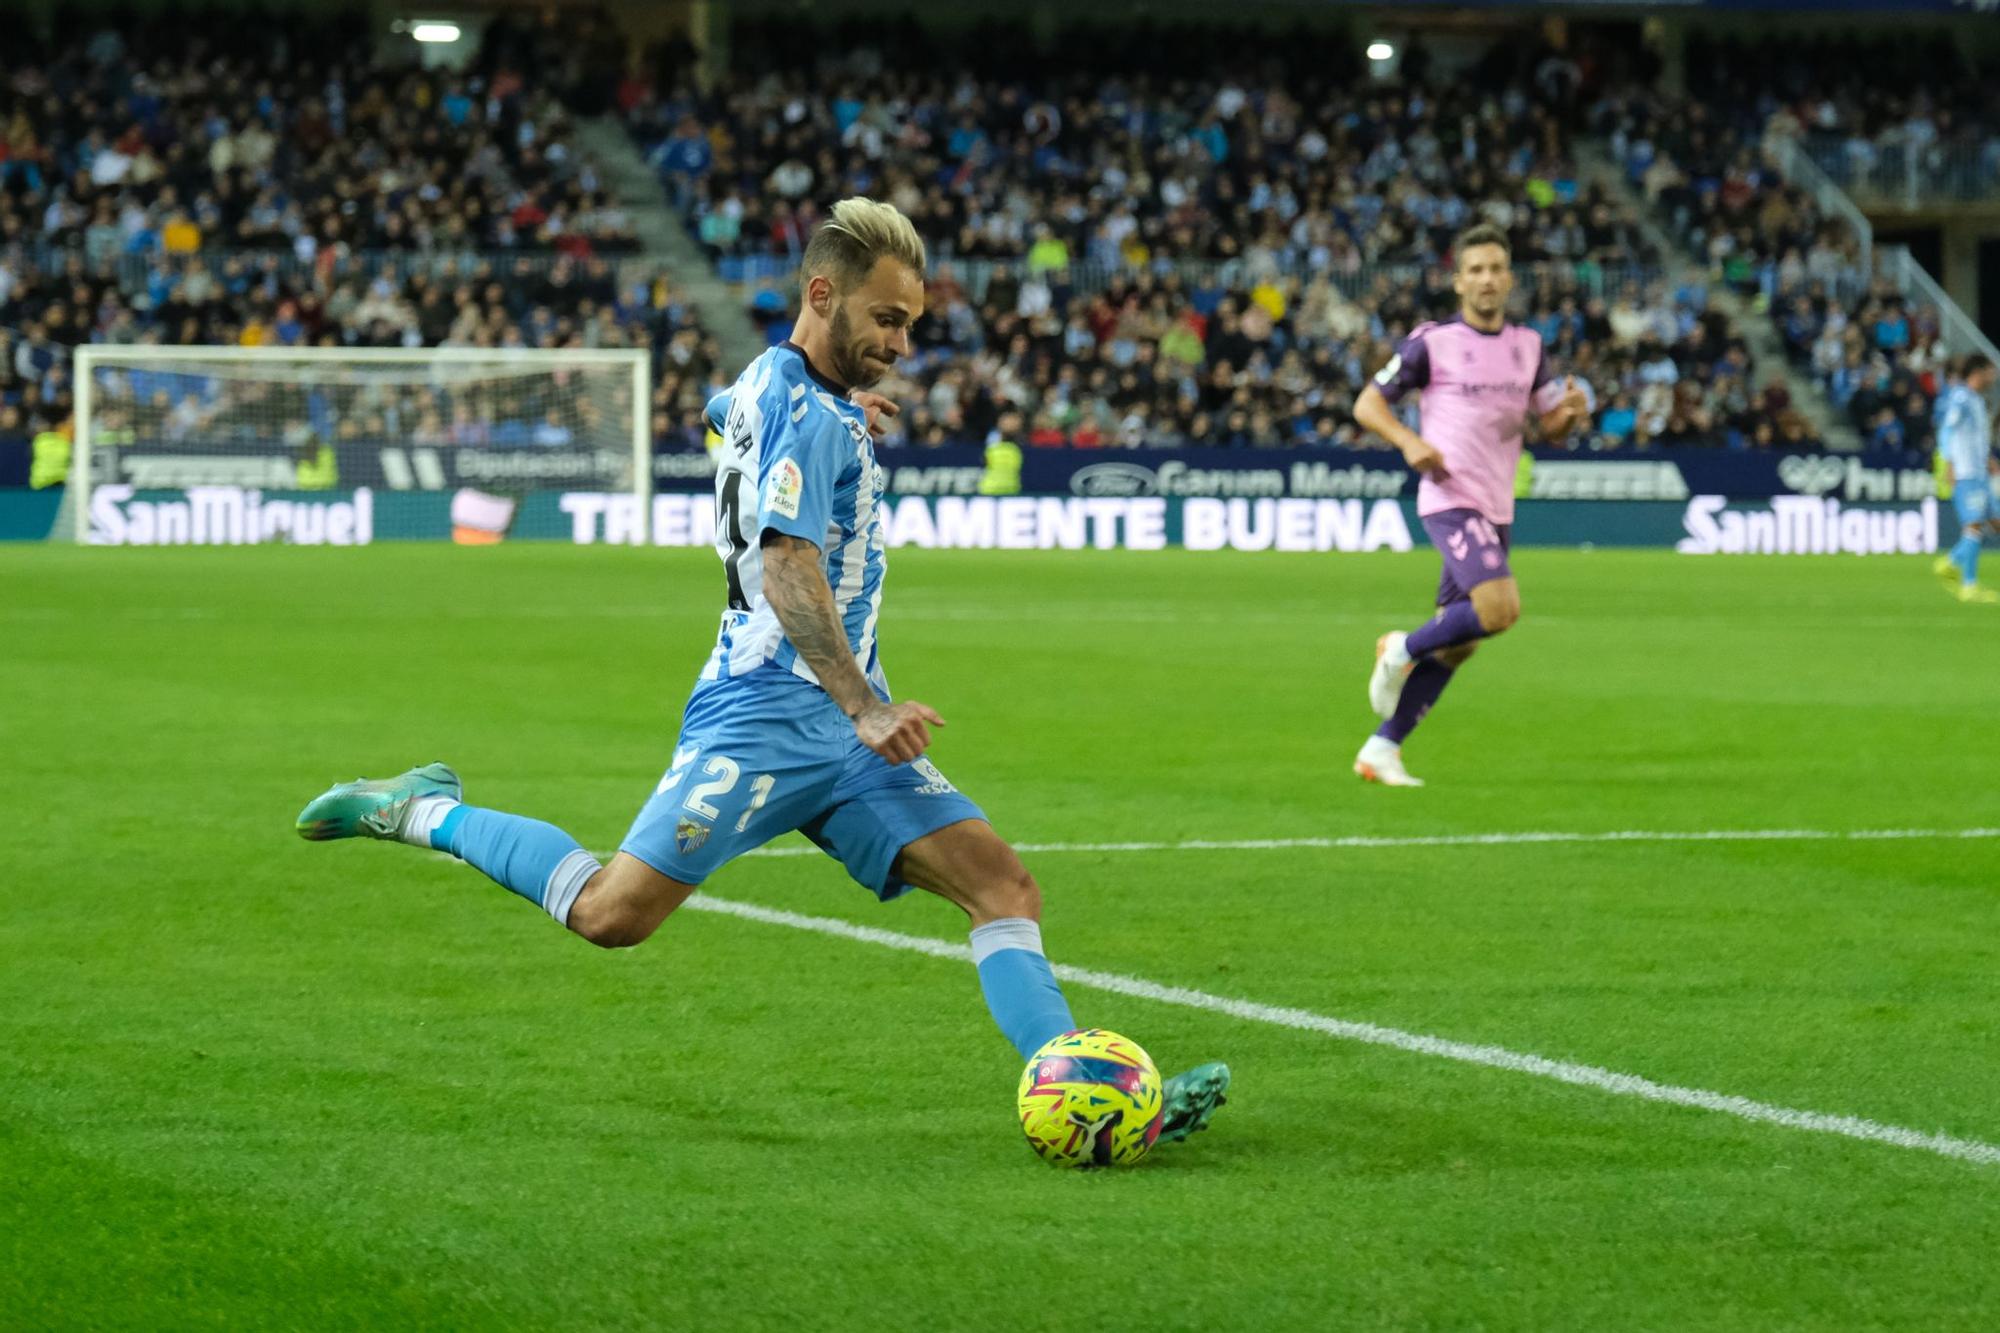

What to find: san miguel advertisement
left=26, top=483, right=1944, bottom=555
left=86, top=484, right=374, bottom=546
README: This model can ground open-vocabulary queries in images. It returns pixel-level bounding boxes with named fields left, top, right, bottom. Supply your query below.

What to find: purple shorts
left=1422, top=508, right=1513, bottom=607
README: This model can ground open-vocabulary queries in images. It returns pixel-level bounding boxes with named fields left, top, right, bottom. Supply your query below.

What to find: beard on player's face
left=828, top=302, right=889, bottom=390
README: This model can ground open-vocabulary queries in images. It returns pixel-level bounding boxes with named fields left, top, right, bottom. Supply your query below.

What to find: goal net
left=71, top=346, right=651, bottom=545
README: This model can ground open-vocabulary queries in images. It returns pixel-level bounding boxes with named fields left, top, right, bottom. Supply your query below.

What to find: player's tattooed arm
left=760, top=532, right=943, bottom=764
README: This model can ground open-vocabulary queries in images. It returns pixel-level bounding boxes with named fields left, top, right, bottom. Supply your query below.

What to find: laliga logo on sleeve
left=769, top=458, right=804, bottom=519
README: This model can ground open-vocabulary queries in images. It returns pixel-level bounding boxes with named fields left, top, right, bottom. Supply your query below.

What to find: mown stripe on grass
left=687, top=893, right=2000, bottom=1169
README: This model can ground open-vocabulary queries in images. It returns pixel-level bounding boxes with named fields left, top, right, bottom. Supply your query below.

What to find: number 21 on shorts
left=657, top=749, right=776, bottom=833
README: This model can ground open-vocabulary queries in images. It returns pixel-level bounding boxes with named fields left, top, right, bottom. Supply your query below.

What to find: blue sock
left=1954, top=534, right=1982, bottom=583
left=432, top=805, right=601, bottom=926
left=970, top=918, right=1076, bottom=1061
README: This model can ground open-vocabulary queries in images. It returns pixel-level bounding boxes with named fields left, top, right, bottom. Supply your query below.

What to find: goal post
left=72, top=345, right=651, bottom=546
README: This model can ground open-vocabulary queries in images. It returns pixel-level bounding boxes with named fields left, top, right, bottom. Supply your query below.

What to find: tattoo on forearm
left=763, top=536, right=871, bottom=710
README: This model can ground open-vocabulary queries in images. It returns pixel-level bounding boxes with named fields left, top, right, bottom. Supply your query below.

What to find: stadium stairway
left=1576, top=142, right=1859, bottom=451
left=574, top=116, right=767, bottom=374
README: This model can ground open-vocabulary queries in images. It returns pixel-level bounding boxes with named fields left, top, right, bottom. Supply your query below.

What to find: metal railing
left=722, top=251, right=1665, bottom=305
left=1878, top=244, right=2000, bottom=371
left=8, top=242, right=665, bottom=294
left=1802, top=137, right=2000, bottom=211
left=1766, top=141, right=1998, bottom=416
left=945, top=257, right=1663, bottom=305
left=1769, top=139, right=1873, bottom=275
left=1769, top=139, right=1996, bottom=365
left=9, top=237, right=1667, bottom=312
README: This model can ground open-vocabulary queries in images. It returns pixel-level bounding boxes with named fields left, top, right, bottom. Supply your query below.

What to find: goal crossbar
left=73, top=345, right=653, bottom=545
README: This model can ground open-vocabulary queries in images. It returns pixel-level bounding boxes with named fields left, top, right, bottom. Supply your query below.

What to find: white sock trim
left=969, top=917, right=1045, bottom=966
left=543, top=849, right=602, bottom=927
left=397, top=795, right=460, bottom=848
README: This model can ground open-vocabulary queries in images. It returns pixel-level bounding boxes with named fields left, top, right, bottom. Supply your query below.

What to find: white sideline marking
left=686, top=893, right=2000, bottom=1168
left=735, top=827, right=2000, bottom=859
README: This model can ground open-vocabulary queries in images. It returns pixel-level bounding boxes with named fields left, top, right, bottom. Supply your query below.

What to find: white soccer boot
left=1367, top=632, right=1414, bottom=719
left=1354, top=735, right=1424, bottom=788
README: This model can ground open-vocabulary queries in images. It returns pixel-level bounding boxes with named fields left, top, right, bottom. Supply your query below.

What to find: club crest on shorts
left=768, top=458, right=803, bottom=520
left=676, top=816, right=712, bottom=854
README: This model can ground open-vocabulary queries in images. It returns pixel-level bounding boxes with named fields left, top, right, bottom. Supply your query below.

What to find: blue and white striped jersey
left=1936, top=381, right=1993, bottom=482
left=699, top=342, right=888, bottom=698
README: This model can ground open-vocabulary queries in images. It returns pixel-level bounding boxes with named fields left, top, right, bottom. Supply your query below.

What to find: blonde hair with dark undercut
left=801, top=197, right=927, bottom=293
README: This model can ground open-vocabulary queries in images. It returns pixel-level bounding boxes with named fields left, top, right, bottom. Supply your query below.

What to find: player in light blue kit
left=1933, top=354, right=1999, bottom=604
left=296, top=198, right=1228, bottom=1146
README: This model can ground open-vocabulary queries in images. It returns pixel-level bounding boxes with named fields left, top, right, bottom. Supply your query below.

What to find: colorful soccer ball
left=1016, top=1029, right=1165, bottom=1168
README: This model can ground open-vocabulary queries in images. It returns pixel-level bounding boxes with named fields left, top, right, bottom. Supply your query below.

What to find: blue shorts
left=621, top=666, right=985, bottom=899
left=1955, top=478, right=1995, bottom=527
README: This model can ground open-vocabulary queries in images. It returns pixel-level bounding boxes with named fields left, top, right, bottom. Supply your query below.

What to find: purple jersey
left=1373, top=317, right=1569, bottom=525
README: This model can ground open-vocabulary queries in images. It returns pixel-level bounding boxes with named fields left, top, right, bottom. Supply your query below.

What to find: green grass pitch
left=4, top=543, right=1998, bottom=1330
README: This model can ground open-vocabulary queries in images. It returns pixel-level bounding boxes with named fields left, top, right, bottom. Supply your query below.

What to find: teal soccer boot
left=296, top=762, right=461, bottom=842
left=1159, top=1062, right=1231, bottom=1143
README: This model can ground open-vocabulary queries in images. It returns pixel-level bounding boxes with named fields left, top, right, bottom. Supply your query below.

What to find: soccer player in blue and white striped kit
left=296, top=198, right=1229, bottom=1147
left=1933, top=354, right=1999, bottom=604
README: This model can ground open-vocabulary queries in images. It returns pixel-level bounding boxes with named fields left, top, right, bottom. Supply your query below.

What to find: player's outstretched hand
left=850, top=389, right=901, bottom=441
left=855, top=699, right=944, bottom=765
left=1400, top=436, right=1450, bottom=481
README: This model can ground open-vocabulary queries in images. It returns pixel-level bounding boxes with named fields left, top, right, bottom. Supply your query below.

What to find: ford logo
left=1069, top=462, right=1158, bottom=497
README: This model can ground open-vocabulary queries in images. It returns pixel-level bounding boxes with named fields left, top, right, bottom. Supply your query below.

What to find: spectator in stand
left=1593, top=38, right=1995, bottom=452
left=630, top=18, right=1656, bottom=280
left=1, top=17, right=639, bottom=266
left=733, top=246, right=1773, bottom=451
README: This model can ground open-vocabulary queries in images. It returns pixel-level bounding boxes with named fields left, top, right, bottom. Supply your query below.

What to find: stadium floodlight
left=71, top=345, right=652, bottom=545
left=1366, top=41, right=1395, bottom=61
left=411, top=22, right=462, bottom=43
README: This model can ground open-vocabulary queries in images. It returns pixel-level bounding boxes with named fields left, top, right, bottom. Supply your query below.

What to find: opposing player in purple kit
left=1350, top=223, right=1592, bottom=787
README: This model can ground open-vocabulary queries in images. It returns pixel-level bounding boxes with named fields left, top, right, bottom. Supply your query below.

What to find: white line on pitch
left=731, top=826, right=2000, bottom=859
left=686, top=893, right=2000, bottom=1169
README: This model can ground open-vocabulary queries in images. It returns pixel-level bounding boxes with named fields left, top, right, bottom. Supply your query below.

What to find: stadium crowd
left=1600, top=117, right=1946, bottom=454
left=0, top=14, right=722, bottom=452
left=739, top=261, right=1803, bottom=452
left=0, top=18, right=637, bottom=259
left=0, top=251, right=720, bottom=447
left=1594, top=35, right=1990, bottom=452
left=631, top=19, right=1638, bottom=276
left=1700, top=31, right=2000, bottom=203
left=627, top=19, right=1814, bottom=451
left=8, top=12, right=1982, bottom=461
